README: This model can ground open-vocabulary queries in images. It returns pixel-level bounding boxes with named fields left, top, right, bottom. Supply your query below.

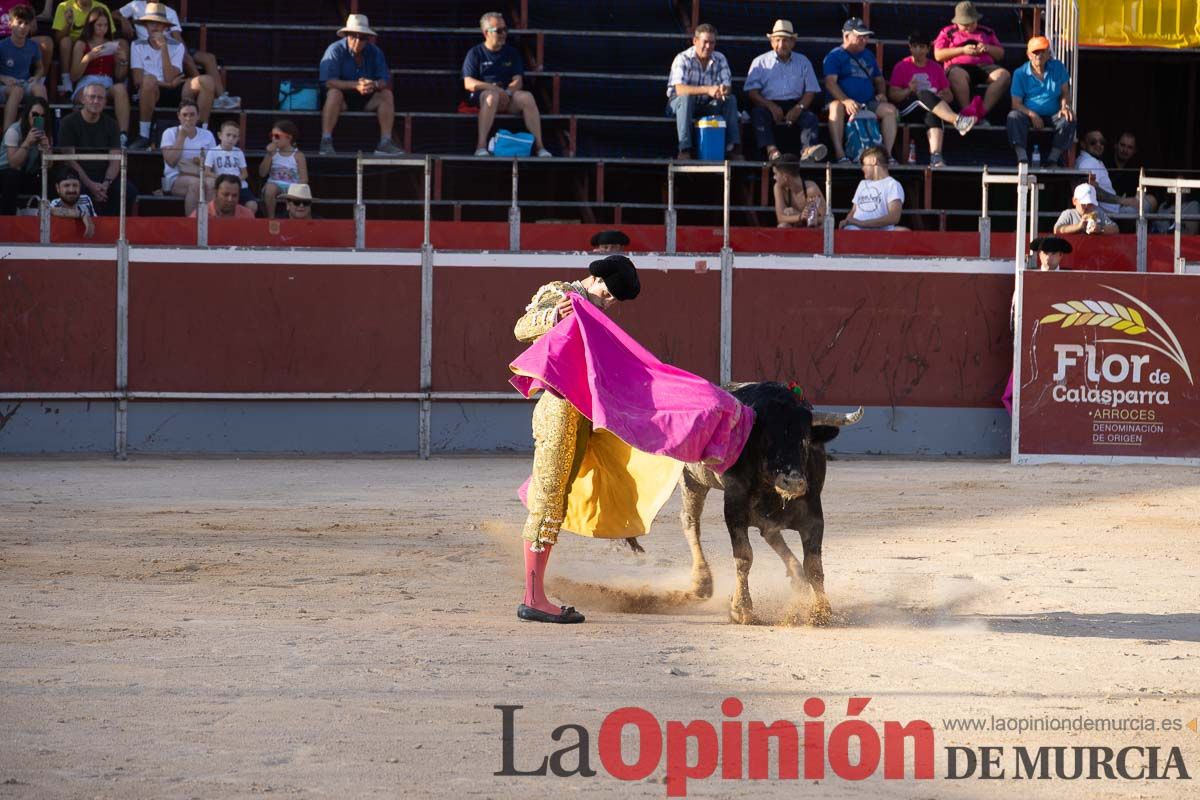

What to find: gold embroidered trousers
left=522, top=391, right=592, bottom=550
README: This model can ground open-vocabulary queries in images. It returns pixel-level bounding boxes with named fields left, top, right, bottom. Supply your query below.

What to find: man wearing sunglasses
left=318, top=14, right=402, bottom=156
left=462, top=12, right=551, bottom=158
left=1075, top=128, right=1156, bottom=219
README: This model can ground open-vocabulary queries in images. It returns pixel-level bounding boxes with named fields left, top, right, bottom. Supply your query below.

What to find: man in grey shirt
left=1054, top=183, right=1117, bottom=236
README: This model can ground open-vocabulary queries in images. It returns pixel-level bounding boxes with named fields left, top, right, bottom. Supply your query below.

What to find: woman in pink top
left=888, top=31, right=977, bottom=166
left=933, top=1, right=1010, bottom=117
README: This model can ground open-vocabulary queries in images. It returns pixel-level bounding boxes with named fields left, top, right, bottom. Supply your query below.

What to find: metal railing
left=1137, top=173, right=1200, bottom=274
left=1045, top=0, right=1080, bottom=114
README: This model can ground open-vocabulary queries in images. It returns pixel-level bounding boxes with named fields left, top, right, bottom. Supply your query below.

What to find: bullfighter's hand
left=555, top=297, right=574, bottom=320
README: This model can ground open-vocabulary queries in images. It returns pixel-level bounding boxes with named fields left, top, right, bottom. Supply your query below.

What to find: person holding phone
left=0, top=95, right=51, bottom=214
left=933, top=1, right=1009, bottom=119
left=70, top=6, right=130, bottom=145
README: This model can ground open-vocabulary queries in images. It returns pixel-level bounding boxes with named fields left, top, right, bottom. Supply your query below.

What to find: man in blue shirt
left=822, top=18, right=897, bottom=163
left=318, top=14, right=402, bottom=156
left=462, top=12, right=550, bottom=157
left=0, top=4, right=46, bottom=133
left=745, top=19, right=826, bottom=163
left=1006, top=35, right=1075, bottom=166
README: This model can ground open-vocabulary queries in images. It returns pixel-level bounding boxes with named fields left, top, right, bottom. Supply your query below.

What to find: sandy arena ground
left=1, top=455, right=1198, bottom=799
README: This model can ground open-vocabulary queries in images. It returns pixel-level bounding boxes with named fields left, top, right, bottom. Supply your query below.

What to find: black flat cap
left=588, top=255, right=640, bottom=301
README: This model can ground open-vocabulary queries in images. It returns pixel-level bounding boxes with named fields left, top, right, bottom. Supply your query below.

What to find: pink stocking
left=522, top=540, right=558, bottom=614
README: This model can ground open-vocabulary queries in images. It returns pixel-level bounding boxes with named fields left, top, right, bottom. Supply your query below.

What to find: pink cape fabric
left=510, top=293, right=754, bottom=474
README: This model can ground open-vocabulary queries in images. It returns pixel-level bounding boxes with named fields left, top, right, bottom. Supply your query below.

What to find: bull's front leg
left=679, top=470, right=713, bottom=599
left=797, top=510, right=832, bottom=626
left=723, top=491, right=755, bottom=625
left=759, top=526, right=806, bottom=594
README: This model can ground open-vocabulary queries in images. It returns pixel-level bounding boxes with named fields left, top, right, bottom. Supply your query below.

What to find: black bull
left=679, top=382, right=862, bottom=624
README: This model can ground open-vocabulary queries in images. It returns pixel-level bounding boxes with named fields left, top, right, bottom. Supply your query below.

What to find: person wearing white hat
left=127, top=2, right=216, bottom=150
left=745, top=20, right=827, bottom=163
left=1054, top=183, right=1118, bottom=236
left=318, top=14, right=402, bottom=156
left=283, top=182, right=316, bottom=219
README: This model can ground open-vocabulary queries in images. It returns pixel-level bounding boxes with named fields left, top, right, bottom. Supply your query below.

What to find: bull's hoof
left=809, top=601, right=833, bottom=627
left=690, top=571, right=714, bottom=600
left=729, top=601, right=756, bottom=625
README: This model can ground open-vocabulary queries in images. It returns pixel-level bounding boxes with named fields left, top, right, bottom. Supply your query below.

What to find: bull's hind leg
left=679, top=471, right=713, bottom=599
left=759, top=526, right=807, bottom=594
left=797, top=511, right=832, bottom=626
left=724, top=492, right=755, bottom=624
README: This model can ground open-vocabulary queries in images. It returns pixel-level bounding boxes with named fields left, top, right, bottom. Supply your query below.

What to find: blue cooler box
left=696, top=116, right=726, bottom=160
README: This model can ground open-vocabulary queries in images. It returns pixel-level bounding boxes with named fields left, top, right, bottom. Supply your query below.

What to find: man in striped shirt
left=666, top=23, right=741, bottom=160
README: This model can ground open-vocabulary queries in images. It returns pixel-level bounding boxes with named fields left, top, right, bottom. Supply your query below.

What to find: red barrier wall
left=3, top=217, right=1198, bottom=271
left=0, top=259, right=116, bottom=391
left=129, top=262, right=421, bottom=392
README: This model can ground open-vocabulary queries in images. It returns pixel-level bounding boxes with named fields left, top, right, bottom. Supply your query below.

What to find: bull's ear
left=812, top=425, right=840, bottom=444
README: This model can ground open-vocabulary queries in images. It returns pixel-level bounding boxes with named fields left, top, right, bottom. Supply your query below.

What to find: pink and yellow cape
left=510, top=294, right=754, bottom=540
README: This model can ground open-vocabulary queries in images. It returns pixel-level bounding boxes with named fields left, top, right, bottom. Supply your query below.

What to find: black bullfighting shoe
left=517, top=604, right=585, bottom=624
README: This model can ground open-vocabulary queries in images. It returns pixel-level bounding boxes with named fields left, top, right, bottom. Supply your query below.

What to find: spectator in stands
left=258, top=118, right=307, bottom=219
left=52, top=0, right=114, bottom=96
left=823, top=18, right=897, bottom=164
left=160, top=98, right=215, bottom=216
left=49, top=167, right=96, bottom=237
left=69, top=7, right=130, bottom=146
left=745, top=19, right=825, bottom=163
left=839, top=145, right=908, bottom=230
left=0, top=94, right=49, bottom=214
left=1155, top=198, right=1200, bottom=236
left=116, top=2, right=239, bottom=110
left=57, top=81, right=138, bottom=214
left=1007, top=36, right=1074, bottom=166
left=462, top=12, right=551, bottom=158
left=772, top=153, right=826, bottom=228
left=1054, top=183, right=1117, bottom=236
left=190, top=173, right=252, bottom=218
left=888, top=30, right=977, bottom=167
left=933, top=2, right=1010, bottom=120
left=1, top=4, right=47, bottom=131
left=283, top=183, right=315, bottom=220
left=1, top=1, right=54, bottom=81
left=666, top=23, right=741, bottom=160
left=590, top=230, right=629, bottom=253
left=318, top=14, right=401, bottom=157
left=1106, top=131, right=1142, bottom=198
left=1076, top=128, right=1156, bottom=218
left=127, top=4, right=216, bottom=150
left=204, top=119, right=256, bottom=215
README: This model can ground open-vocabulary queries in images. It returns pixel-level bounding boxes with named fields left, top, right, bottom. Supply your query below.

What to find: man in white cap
left=745, top=19, right=826, bottom=163
left=318, top=14, right=401, bottom=156
left=127, top=2, right=216, bottom=150
left=283, top=182, right=316, bottom=220
left=1054, top=183, right=1118, bottom=236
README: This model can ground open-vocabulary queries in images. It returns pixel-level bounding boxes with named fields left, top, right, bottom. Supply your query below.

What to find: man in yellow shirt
left=52, top=0, right=114, bottom=95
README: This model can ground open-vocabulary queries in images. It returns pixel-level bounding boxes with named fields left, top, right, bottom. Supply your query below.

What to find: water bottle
left=907, top=142, right=917, bottom=164
left=1031, top=146, right=1041, bottom=167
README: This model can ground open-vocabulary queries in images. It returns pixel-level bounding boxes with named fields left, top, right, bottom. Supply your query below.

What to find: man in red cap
left=1007, top=35, right=1075, bottom=166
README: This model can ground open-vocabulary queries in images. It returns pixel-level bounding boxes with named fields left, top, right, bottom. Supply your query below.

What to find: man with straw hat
left=745, top=19, right=827, bottom=163
left=318, top=14, right=402, bottom=156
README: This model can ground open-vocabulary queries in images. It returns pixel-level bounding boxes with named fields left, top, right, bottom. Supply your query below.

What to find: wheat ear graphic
left=1038, top=286, right=1194, bottom=385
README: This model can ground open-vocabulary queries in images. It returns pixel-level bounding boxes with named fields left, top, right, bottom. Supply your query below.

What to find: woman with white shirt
left=160, top=99, right=216, bottom=216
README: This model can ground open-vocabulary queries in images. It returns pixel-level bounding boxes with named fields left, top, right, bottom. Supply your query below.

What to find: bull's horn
left=812, top=406, right=864, bottom=427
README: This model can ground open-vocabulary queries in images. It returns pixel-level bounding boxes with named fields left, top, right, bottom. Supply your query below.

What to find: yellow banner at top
left=1080, top=0, right=1200, bottom=48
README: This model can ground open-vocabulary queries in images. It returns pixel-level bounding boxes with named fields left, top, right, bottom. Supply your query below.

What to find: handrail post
left=721, top=160, right=730, bottom=251
left=508, top=158, right=520, bottom=251
left=1135, top=168, right=1148, bottom=273
left=39, top=155, right=49, bottom=243
left=823, top=164, right=833, bottom=255
left=979, top=166, right=991, bottom=258
left=197, top=157, right=207, bottom=246
left=354, top=152, right=365, bottom=249
left=423, top=156, right=432, bottom=248
left=666, top=162, right=677, bottom=253
left=1014, top=162, right=1029, bottom=272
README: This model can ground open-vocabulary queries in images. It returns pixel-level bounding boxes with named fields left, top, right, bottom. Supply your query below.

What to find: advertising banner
left=1015, top=270, right=1200, bottom=463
